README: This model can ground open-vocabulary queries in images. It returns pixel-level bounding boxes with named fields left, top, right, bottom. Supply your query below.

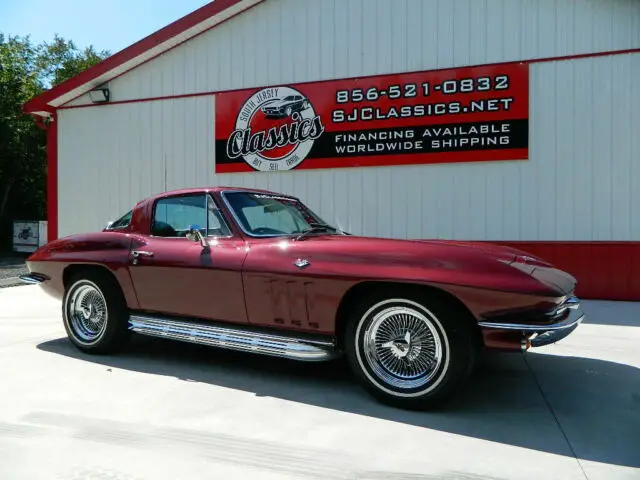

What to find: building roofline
left=23, top=0, right=265, bottom=116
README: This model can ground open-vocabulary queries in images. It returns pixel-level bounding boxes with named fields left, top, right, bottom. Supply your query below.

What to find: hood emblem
left=294, top=258, right=310, bottom=269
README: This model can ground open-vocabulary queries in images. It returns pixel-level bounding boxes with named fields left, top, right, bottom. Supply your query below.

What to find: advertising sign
left=215, top=62, right=529, bottom=173
left=12, top=220, right=47, bottom=253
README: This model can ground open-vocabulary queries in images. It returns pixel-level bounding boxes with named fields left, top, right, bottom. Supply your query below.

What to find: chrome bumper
left=478, top=296, right=585, bottom=348
left=19, top=273, right=49, bottom=284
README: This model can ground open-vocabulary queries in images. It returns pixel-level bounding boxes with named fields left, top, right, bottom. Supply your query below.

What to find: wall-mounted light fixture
left=89, top=87, right=110, bottom=104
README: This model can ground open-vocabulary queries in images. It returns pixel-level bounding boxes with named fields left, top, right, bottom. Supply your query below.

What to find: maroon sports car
left=21, top=187, right=584, bottom=409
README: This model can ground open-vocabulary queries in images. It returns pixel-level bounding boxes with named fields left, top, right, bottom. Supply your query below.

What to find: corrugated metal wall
left=57, top=52, right=640, bottom=242
left=65, top=0, right=640, bottom=107
left=57, top=96, right=216, bottom=236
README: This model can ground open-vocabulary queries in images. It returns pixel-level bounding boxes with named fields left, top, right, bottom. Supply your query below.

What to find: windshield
left=223, top=191, right=336, bottom=237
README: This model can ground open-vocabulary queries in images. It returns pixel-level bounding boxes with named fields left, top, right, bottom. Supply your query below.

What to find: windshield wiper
left=295, top=222, right=338, bottom=241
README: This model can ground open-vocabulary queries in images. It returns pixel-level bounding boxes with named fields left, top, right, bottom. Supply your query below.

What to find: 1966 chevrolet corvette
left=21, top=187, right=584, bottom=409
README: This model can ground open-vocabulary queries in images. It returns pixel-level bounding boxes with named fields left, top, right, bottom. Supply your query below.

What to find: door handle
left=132, top=250, right=154, bottom=258
left=131, top=250, right=154, bottom=265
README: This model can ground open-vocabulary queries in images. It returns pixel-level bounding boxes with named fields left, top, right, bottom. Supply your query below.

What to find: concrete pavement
left=0, top=286, right=638, bottom=480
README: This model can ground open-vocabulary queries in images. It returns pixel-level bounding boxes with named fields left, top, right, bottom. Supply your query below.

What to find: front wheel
left=344, top=292, right=476, bottom=410
left=62, top=270, right=130, bottom=354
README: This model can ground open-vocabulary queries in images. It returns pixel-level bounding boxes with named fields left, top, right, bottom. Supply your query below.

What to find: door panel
left=262, top=276, right=312, bottom=327
left=128, top=237, right=248, bottom=322
left=242, top=239, right=352, bottom=334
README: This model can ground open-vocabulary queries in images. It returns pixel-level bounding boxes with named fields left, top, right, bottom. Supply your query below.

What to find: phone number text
left=336, top=75, right=510, bottom=103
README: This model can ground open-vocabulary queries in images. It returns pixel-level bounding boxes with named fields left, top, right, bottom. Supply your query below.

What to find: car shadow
left=37, top=336, right=640, bottom=469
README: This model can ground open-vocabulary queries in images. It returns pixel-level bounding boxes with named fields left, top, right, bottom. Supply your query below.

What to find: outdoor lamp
left=89, top=87, right=110, bottom=103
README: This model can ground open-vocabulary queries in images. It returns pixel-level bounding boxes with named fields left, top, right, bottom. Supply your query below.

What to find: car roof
left=146, top=186, right=293, bottom=202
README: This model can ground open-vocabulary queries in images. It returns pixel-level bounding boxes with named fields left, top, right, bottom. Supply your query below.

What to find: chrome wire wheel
left=356, top=299, right=449, bottom=396
left=67, top=281, right=108, bottom=344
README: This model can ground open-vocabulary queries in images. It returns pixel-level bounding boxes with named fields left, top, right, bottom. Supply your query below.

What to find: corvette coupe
left=261, top=94, right=309, bottom=118
left=21, top=187, right=584, bottom=409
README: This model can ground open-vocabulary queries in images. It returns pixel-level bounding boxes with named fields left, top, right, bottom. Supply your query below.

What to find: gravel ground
left=0, top=254, right=29, bottom=287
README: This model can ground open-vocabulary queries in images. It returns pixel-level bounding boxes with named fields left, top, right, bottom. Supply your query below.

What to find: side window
left=152, top=194, right=232, bottom=238
left=152, top=194, right=207, bottom=237
left=108, top=210, right=132, bottom=230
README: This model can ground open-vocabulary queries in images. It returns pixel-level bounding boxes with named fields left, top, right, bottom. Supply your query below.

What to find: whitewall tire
left=344, top=290, right=476, bottom=409
left=62, top=269, right=130, bottom=354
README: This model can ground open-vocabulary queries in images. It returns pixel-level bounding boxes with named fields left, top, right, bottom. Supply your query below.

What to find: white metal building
left=24, top=0, right=640, bottom=300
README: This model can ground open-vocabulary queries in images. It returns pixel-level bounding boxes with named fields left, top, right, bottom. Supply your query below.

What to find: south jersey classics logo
left=226, top=86, right=325, bottom=171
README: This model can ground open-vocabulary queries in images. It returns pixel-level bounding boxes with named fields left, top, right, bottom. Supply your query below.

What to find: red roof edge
left=23, top=0, right=256, bottom=115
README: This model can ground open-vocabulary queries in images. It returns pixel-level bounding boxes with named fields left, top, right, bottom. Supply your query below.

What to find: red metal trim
left=23, top=0, right=265, bottom=114
left=47, top=115, right=58, bottom=242
left=217, top=149, right=528, bottom=173
left=527, top=47, right=640, bottom=65
left=56, top=47, right=640, bottom=112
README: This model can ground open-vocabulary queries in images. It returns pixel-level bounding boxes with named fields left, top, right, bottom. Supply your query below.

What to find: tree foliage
left=0, top=34, right=109, bottom=249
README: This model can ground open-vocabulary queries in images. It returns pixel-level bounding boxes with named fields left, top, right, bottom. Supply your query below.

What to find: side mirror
left=185, top=224, right=200, bottom=242
left=186, top=224, right=209, bottom=251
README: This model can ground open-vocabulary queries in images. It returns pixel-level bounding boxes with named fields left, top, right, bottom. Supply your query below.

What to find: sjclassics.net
left=332, top=98, right=514, bottom=123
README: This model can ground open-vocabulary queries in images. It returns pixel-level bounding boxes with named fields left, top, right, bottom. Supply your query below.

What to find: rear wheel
left=344, top=290, right=476, bottom=409
left=62, top=270, right=130, bottom=354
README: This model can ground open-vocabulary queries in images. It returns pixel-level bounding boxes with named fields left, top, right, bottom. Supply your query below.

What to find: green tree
left=0, top=34, right=109, bottom=249
left=37, top=35, right=110, bottom=87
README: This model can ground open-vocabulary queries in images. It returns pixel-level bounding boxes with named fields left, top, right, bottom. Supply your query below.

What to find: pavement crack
left=522, top=353, right=589, bottom=480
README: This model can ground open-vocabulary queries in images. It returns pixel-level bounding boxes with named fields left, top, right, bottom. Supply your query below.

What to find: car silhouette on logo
left=261, top=94, right=310, bottom=118
left=18, top=226, right=33, bottom=241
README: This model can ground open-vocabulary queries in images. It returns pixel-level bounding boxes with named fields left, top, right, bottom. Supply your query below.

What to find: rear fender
left=25, top=232, right=139, bottom=308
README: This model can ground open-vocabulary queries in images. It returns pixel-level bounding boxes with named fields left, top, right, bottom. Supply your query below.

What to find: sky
left=0, top=0, right=212, bottom=54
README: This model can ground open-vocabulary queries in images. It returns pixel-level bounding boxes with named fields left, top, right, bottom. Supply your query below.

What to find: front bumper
left=478, top=296, right=585, bottom=350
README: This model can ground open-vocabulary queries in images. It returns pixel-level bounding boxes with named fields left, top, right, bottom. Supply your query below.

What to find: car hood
left=412, top=238, right=549, bottom=263
left=303, top=234, right=576, bottom=295
left=316, top=235, right=540, bottom=263
left=413, top=239, right=576, bottom=294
